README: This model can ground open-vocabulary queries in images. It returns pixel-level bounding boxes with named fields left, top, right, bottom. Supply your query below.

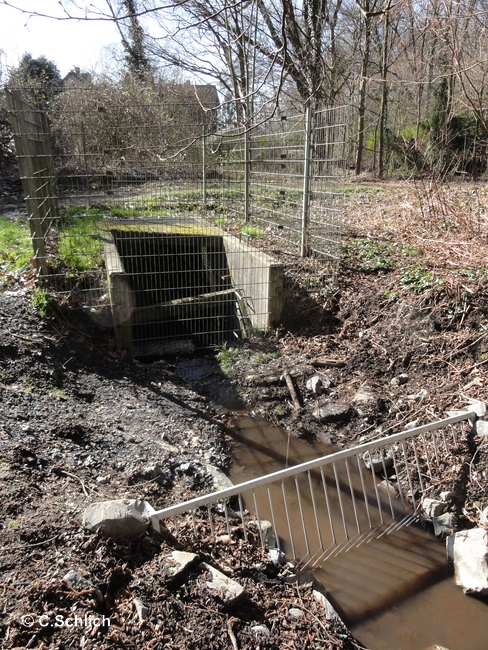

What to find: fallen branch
left=283, top=369, right=302, bottom=410
left=311, top=357, right=346, bottom=368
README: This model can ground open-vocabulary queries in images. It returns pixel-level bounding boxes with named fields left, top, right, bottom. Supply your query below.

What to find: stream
left=227, top=413, right=488, bottom=650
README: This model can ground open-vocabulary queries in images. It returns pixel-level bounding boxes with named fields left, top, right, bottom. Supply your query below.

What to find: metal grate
left=7, top=86, right=347, bottom=353
left=149, top=412, right=475, bottom=567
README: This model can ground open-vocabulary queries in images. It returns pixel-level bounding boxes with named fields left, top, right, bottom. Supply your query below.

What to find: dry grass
left=343, top=179, right=488, bottom=272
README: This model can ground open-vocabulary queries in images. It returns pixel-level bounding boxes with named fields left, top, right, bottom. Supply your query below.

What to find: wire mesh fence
left=6, top=84, right=347, bottom=354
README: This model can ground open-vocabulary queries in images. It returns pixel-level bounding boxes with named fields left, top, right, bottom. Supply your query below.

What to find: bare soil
left=1, top=181, right=488, bottom=649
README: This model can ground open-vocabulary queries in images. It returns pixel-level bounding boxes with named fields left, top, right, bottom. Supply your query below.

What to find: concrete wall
left=222, top=235, right=283, bottom=331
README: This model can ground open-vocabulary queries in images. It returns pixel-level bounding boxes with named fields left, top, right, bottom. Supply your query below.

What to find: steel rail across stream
left=150, top=411, right=476, bottom=566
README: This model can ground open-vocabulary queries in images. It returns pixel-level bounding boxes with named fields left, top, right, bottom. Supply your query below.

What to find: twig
left=283, top=369, right=301, bottom=410
left=0, top=533, right=60, bottom=552
left=60, top=470, right=94, bottom=497
left=227, top=617, right=239, bottom=650
left=457, top=356, right=488, bottom=375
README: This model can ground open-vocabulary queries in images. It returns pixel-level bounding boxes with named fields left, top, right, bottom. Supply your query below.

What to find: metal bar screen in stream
left=150, top=412, right=475, bottom=568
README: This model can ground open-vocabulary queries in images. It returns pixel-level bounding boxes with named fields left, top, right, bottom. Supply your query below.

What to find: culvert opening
left=103, top=219, right=284, bottom=356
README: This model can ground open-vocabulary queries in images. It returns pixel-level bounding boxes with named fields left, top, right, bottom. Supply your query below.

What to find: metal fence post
left=301, top=102, right=313, bottom=257
left=244, top=126, right=250, bottom=223
left=202, top=124, right=207, bottom=209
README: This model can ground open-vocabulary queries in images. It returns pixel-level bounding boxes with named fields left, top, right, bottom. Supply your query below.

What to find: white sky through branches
left=0, top=0, right=120, bottom=76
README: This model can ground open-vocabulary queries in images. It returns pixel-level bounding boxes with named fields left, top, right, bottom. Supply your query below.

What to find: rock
left=206, top=464, right=234, bottom=490
left=378, top=479, right=398, bottom=499
left=133, top=597, right=149, bottom=621
left=313, top=402, right=352, bottom=423
left=289, top=607, right=303, bottom=619
left=467, top=401, right=486, bottom=418
left=157, top=467, right=172, bottom=487
left=480, top=507, right=488, bottom=527
left=313, top=589, right=340, bottom=620
left=199, top=562, right=245, bottom=604
left=351, top=386, right=376, bottom=406
left=404, top=419, right=419, bottom=431
left=63, top=570, right=103, bottom=603
left=306, top=376, right=324, bottom=395
left=447, top=528, right=488, bottom=595
left=362, top=450, right=394, bottom=474
left=255, top=520, right=277, bottom=548
left=268, top=548, right=286, bottom=566
left=440, top=491, right=456, bottom=503
left=390, top=373, right=409, bottom=386
left=411, top=388, right=428, bottom=402
left=140, top=463, right=162, bottom=480
left=433, top=512, right=455, bottom=539
left=96, top=475, right=110, bottom=484
left=474, top=420, right=488, bottom=437
left=164, top=551, right=199, bottom=579
left=422, top=497, right=447, bottom=519
left=251, top=625, right=270, bottom=637
left=83, top=499, right=152, bottom=539
left=176, top=462, right=195, bottom=475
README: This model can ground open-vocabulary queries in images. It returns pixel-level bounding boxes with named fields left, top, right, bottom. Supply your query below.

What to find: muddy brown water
left=228, top=414, right=488, bottom=650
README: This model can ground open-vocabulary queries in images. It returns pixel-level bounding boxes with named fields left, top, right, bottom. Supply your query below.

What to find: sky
left=0, top=0, right=121, bottom=78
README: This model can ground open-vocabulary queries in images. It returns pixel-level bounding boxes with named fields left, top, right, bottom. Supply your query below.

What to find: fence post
left=202, top=124, right=207, bottom=209
left=5, top=89, right=56, bottom=276
left=301, top=102, right=313, bottom=257
left=244, top=126, right=250, bottom=223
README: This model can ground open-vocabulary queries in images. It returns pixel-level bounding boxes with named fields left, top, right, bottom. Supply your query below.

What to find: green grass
left=0, top=217, right=33, bottom=272
left=240, top=224, right=263, bottom=238
left=58, top=213, right=104, bottom=271
left=217, top=342, right=241, bottom=378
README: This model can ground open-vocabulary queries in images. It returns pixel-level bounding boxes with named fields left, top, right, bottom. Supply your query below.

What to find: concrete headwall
left=222, top=235, right=283, bottom=331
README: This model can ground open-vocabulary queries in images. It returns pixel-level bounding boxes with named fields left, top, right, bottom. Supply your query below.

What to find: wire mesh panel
left=7, top=84, right=347, bottom=354
left=150, top=412, right=475, bottom=565
left=308, top=105, right=348, bottom=264
left=223, top=105, right=347, bottom=271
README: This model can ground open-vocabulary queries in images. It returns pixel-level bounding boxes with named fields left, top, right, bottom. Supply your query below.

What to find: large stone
left=206, top=464, right=234, bottom=490
left=447, top=528, right=488, bottom=595
left=199, top=562, right=245, bottom=604
left=433, top=513, right=455, bottom=540
left=164, top=551, right=199, bottom=579
left=313, top=402, right=352, bottom=423
left=422, top=497, right=447, bottom=519
left=83, top=499, right=152, bottom=539
left=306, top=376, right=325, bottom=395
left=255, top=519, right=277, bottom=548
left=362, top=450, right=394, bottom=474
left=251, top=625, right=270, bottom=637
left=313, top=589, right=340, bottom=621
left=474, top=420, right=488, bottom=437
